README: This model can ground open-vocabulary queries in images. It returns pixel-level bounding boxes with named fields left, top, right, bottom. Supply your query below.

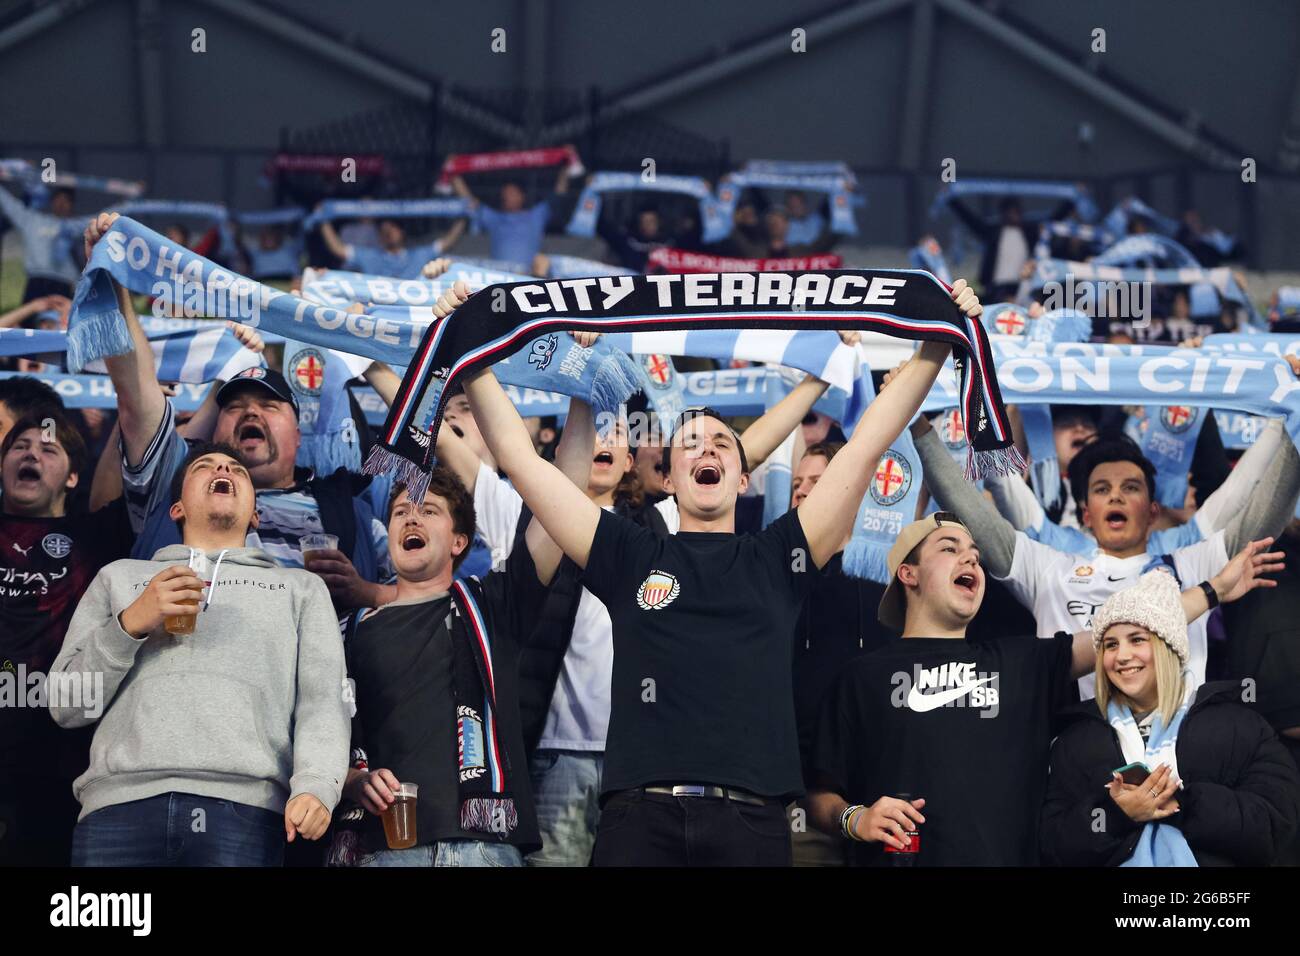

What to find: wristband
left=1198, top=580, right=1220, bottom=610
left=840, top=804, right=866, bottom=841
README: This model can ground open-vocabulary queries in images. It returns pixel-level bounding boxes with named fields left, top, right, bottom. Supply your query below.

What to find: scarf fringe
left=460, top=797, right=518, bottom=835
left=300, top=429, right=362, bottom=475
left=588, top=350, right=640, bottom=422
left=965, top=444, right=1028, bottom=482
left=363, top=443, right=430, bottom=505
left=841, top=538, right=891, bottom=585
left=66, top=308, right=133, bottom=374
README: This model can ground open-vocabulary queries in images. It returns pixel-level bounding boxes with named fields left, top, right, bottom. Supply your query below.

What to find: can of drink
left=884, top=791, right=920, bottom=866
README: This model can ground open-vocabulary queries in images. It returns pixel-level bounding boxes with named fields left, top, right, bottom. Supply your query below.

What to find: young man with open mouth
left=913, top=416, right=1300, bottom=696
left=85, top=211, right=395, bottom=614
left=428, top=275, right=983, bottom=866
left=335, top=468, right=563, bottom=867
left=49, top=442, right=350, bottom=866
left=805, top=513, right=1280, bottom=866
left=0, top=412, right=134, bottom=865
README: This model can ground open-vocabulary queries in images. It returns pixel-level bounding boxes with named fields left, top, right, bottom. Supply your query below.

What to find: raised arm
left=85, top=213, right=168, bottom=468
left=798, top=282, right=984, bottom=569
left=317, top=218, right=351, bottom=263
left=1224, top=430, right=1300, bottom=554
left=450, top=175, right=480, bottom=207
left=910, top=415, right=1018, bottom=578
left=1065, top=537, right=1285, bottom=679
left=1194, top=417, right=1283, bottom=535
left=464, top=367, right=602, bottom=568
left=740, top=373, right=830, bottom=468
left=437, top=216, right=468, bottom=255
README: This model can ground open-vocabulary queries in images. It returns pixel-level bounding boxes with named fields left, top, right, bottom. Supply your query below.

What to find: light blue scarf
left=567, top=171, right=731, bottom=243
left=65, top=217, right=639, bottom=425
left=1109, top=677, right=1199, bottom=868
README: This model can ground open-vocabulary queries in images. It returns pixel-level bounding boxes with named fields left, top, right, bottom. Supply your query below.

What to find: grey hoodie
left=49, top=545, right=350, bottom=820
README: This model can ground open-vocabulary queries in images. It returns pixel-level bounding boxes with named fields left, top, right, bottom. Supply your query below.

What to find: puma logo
left=11, top=542, right=31, bottom=557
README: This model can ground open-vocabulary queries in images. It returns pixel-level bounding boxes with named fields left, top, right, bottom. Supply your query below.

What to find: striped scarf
left=449, top=580, right=517, bottom=836
left=364, top=270, right=1023, bottom=505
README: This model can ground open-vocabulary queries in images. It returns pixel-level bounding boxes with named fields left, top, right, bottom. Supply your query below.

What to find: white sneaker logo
left=906, top=676, right=995, bottom=713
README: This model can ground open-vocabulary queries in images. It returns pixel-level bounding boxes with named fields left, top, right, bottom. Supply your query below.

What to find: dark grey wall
left=2, top=0, right=1296, bottom=259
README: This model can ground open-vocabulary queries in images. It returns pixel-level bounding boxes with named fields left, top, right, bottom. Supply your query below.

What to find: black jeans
left=591, top=789, right=792, bottom=867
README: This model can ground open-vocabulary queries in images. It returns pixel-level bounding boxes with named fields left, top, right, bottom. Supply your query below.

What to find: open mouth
left=447, top=423, right=464, bottom=439
left=1104, top=509, right=1128, bottom=531
left=15, top=464, right=40, bottom=482
left=693, top=464, right=722, bottom=486
left=954, top=573, right=978, bottom=594
left=238, top=423, right=266, bottom=444
left=593, top=450, right=615, bottom=467
left=208, top=477, right=236, bottom=496
left=1115, top=665, right=1144, bottom=679
left=400, top=530, right=427, bottom=552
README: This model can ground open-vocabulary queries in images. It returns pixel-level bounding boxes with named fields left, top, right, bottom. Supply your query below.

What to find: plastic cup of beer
left=300, top=533, right=339, bottom=565
left=382, top=782, right=418, bottom=850
left=164, top=598, right=199, bottom=635
left=165, top=550, right=206, bottom=635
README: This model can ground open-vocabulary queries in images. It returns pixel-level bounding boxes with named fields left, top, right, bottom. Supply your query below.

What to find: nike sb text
left=890, top=662, right=1001, bottom=717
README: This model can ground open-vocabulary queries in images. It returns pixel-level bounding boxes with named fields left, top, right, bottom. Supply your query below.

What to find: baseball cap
left=877, top=511, right=971, bottom=631
left=215, top=367, right=300, bottom=418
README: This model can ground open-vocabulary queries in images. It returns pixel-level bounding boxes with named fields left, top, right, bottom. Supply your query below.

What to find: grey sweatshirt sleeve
left=1195, top=418, right=1283, bottom=535
left=984, top=469, right=1046, bottom=534
left=289, top=574, right=351, bottom=811
left=1225, top=427, right=1300, bottom=554
left=914, top=426, right=1017, bottom=578
left=47, top=569, right=147, bottom=728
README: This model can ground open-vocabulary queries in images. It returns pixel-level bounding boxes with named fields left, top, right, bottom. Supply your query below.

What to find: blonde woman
left=1041, top=567, right=1300, bottom=866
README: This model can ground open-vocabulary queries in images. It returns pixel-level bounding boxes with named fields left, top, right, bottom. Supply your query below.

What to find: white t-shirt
left=654, top=496, right=680, bottom=534
left=996, top=529, right=1229, bottom=698
left=992, top=226, right=1030, bottom=285
left=472, top=462, right=613, bottom=750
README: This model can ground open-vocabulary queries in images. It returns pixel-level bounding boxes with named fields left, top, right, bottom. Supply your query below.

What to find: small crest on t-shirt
left=636, top=570, right=681, bottom=610
left=42, top=533, right=73, bottom=559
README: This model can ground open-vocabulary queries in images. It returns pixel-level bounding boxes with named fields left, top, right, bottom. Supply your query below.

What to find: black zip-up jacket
left=1040, top=681, right=1300, bottom=866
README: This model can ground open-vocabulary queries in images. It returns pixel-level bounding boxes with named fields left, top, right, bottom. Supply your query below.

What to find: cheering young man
left=0, top=413, right=134, bottom=865
left=805, top=513, right=1280, bottom=866
left=430, top=276, right=984, bottom=866
left=913, top=416, right=1300, bottom=695
left=49, top=443, right=350, bottom=866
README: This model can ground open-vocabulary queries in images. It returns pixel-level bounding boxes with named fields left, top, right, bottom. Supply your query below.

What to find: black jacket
left=1040, top=681, right=1300, bottom=866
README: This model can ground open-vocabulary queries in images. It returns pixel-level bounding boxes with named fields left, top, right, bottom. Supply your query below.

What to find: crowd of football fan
left=1, top=159, right=1297, bottom=868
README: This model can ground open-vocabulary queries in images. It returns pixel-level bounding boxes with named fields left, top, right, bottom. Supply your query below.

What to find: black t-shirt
left=346, top=541, right=547, bottom=851
left=792, top=552, right=892, bottom=779
left=811, top=633, right=1074, bottom=866
left=581, top=507, right=815, bottom=799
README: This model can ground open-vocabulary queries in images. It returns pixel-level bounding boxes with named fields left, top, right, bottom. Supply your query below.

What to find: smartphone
left=1113, top=761, right=1151, bottom=786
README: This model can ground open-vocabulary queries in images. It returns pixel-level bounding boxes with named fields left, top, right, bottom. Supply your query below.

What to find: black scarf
left=364, top=270, right=1021, bottom=503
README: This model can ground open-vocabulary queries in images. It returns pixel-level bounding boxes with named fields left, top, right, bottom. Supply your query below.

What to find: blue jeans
left=71, top=792, right=285, bottom=867
left=358, top=839, right=523, bottom=867
left=525, top=749, right=604, bottom=867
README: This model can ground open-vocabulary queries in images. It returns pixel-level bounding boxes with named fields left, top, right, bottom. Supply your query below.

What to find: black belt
left=641, top=784, right=770, bottom=807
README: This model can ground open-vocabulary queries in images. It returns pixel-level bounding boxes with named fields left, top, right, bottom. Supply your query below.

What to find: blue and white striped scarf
left=1110, top=675, right=1199, bottom=868
left=567, top=171, right=732, bottom=243
left=303, top=198, right=473, bottom=229
left=65, top=218, right=639, bottom=429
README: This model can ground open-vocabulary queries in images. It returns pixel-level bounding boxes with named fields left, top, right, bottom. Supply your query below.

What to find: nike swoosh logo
left=906, top=677, right=994, bottom=713
left=1107, top=575, right=1126, bottom=582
